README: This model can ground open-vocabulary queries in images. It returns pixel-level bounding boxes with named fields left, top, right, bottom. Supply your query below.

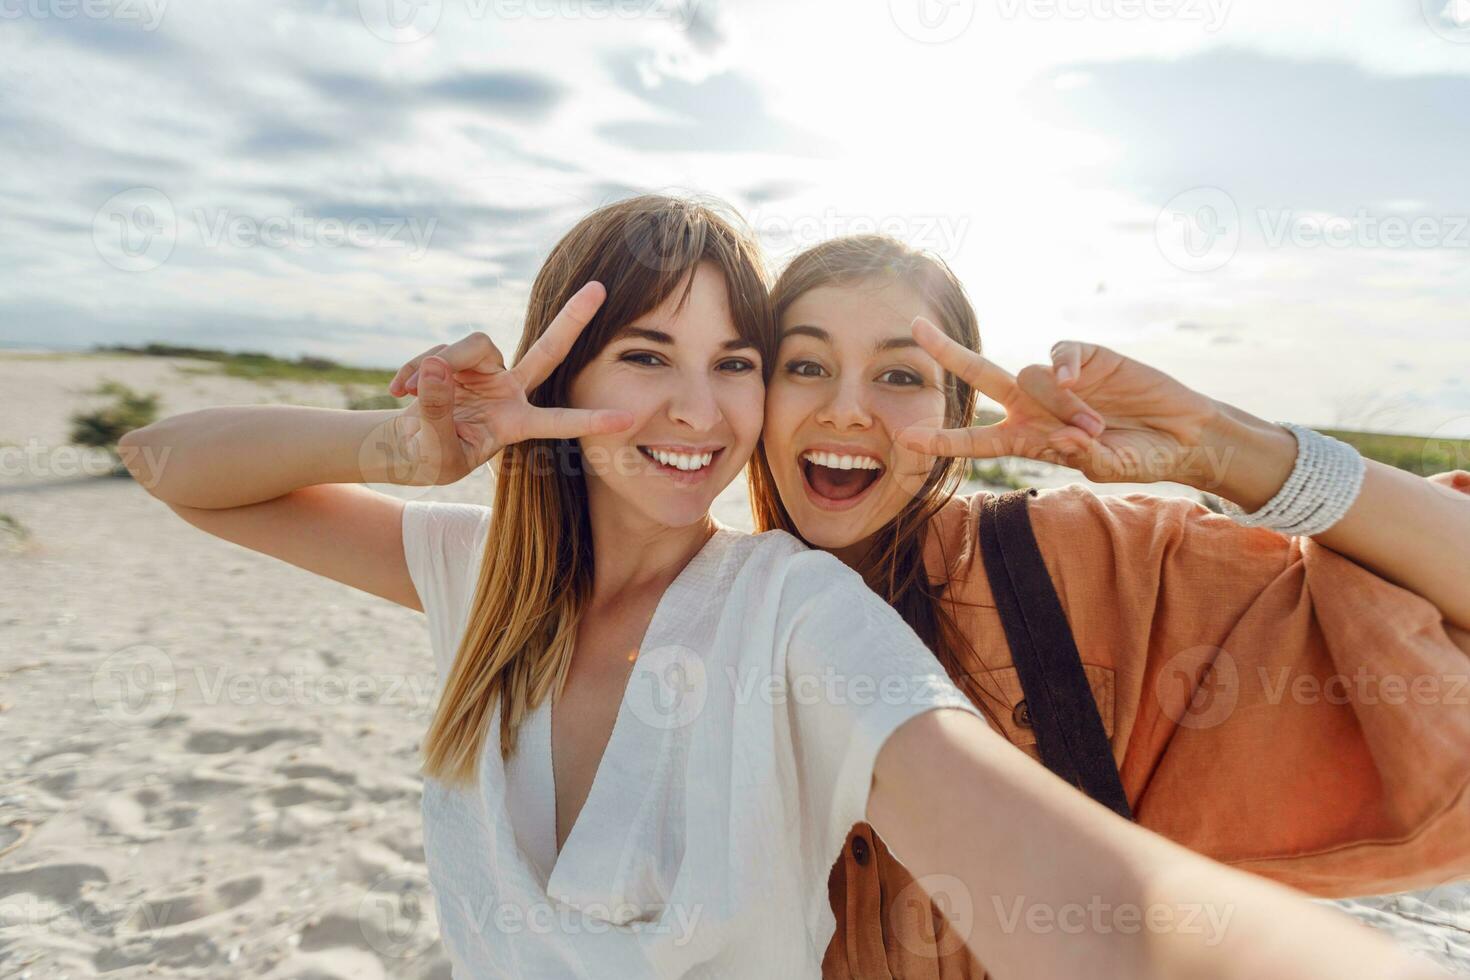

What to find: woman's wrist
left=1183, top=401, right=1298, bottom=511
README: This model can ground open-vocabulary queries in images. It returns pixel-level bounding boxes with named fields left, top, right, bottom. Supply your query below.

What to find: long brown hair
left=422, top=195, right=774, bottom=786
left=748, top=235, right=999, bottom=717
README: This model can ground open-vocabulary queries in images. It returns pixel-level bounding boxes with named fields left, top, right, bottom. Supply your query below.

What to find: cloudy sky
left=2, top=0, right=1467, bottom=436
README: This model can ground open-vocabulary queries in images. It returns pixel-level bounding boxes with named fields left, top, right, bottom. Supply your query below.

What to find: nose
left=814, top=376, right=873, bottom=431
left=666, top=375, right=724, bottom=433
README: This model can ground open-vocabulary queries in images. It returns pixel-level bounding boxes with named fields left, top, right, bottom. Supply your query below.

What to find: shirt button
left=851, top=834, right=870, bottom=866
left=1012, top=699, right=1032, bottom=729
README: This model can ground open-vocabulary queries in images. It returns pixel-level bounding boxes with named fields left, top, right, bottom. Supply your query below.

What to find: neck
left=829, top=532, right=880, bottom=577
left=585, top=485, right=717, bottom=602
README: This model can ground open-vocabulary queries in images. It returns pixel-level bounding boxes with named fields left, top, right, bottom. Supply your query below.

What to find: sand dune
left=1, top=352, right=1465, bottom=977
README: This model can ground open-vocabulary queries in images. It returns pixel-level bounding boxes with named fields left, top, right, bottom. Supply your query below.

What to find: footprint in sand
left=184, top=727, right=320, bottom=755
left=122, top=874, right=264, bottom=933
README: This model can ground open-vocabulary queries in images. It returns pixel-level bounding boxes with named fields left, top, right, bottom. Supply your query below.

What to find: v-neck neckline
left=486, top=524, right=733, bottom=916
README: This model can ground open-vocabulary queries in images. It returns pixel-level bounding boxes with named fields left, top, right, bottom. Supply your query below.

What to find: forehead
left=625, top=261, right=735, bottom=336
left=780, top=279, right=934, bottom=339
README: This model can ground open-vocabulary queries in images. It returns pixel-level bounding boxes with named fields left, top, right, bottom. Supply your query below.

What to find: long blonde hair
left=422, top=195, right=774, bottom=785
left=748, top=235, right=1001, bottom=720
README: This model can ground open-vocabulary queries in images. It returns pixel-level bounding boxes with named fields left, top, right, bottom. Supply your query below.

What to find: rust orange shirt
left=824, top=485, right=1470, bottom=980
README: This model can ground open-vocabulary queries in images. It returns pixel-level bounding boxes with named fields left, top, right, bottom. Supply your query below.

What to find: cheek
left=723, top=381, right=767, bottom=447
left=761, top=382, right=808, bottom=457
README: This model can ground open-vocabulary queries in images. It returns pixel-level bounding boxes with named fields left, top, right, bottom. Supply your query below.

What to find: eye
left=784, top=358, right=827, bottom=379
left=620, top=351, right=665, bottom=367
left=718, top=357, right=757, bottom=374
left=878, top=368, right=924, bottom=387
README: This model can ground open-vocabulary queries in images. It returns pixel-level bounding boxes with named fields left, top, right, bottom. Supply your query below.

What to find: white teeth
left=647, top=448, right=715, bottom=471
left=801, top=450, right=882, bottom=471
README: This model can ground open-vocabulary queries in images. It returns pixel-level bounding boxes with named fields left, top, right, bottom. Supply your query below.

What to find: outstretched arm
left=869, top=708, right=1449, bottom=980
left=117, top=282, right=629, bottom=610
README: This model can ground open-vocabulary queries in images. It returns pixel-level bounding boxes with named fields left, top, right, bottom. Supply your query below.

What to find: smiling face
left=763, top=277, right=949, bottom=553
left=568, top=261, right=765, bottom=531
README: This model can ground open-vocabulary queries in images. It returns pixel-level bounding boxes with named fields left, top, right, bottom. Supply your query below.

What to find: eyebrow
left=781, top=323, right=922, bottom=355
left=615, top=325, right=756, bottom=352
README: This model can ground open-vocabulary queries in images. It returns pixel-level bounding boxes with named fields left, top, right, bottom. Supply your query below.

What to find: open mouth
left=638, top=445, right=723, bottom=483
left=799, top=449, right=885, bottom=510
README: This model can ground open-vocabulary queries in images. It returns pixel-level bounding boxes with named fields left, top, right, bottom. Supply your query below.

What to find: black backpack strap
left=977, top=488, right=1134, bottom=820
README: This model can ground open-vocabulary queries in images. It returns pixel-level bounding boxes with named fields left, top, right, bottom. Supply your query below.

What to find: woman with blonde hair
left=124, top=198, right=1453, bottom=978
left=748, top=233, right=1470, bottom=978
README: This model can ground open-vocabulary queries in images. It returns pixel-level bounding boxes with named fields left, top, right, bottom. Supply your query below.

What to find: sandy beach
left=1, top=351, right=1466, bottom=978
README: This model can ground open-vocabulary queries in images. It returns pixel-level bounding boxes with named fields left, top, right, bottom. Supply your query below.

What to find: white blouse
left=401, top=501, right=983, bottom=979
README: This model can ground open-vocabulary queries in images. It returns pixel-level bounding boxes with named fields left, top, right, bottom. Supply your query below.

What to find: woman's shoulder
left=716, top=526, right=867, bottom=596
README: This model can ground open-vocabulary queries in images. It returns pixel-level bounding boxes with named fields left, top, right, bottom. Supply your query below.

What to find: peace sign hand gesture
left=383, top=282, right=633, bottom=486
left=898, top=318, right=1226, bottom=486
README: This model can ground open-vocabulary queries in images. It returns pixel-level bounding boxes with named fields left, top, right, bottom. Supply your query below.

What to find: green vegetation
left=95, top=342, right=397, bottom=386
left=69, top=380, right=159, bottom=456
left=0, top=513, right=30, bottom=554
left=1320, top=428, right=1470, bottom=478
left=344, top=390, right=408, bottom=411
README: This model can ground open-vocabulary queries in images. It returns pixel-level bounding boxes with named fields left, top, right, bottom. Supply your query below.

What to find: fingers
left=510, top=281, right=607, bottom=392
left=393, top=333, right=509, bottom=396
left=412, top=356, right=465, bottom=462
left=911, top=317, right=1018, bottom=405
left=519, top=406, right=634, bottom=442
left=897, top=422, right=1012, bottom=459
left=389, top=344, right=446, bottom=396
left=1050, top=340, right=1094, bottom=388
left=1017, top=363, right=1105, bottom=438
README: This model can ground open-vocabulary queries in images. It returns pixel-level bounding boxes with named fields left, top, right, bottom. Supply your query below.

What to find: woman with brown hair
left=750, top=234, right=1470, bottom=978
left=124, top=197, right=1452, bottom=979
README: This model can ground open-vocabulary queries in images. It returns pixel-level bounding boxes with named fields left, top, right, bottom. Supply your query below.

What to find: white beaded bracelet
left=1219, top=422, right=1366, bottom=537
